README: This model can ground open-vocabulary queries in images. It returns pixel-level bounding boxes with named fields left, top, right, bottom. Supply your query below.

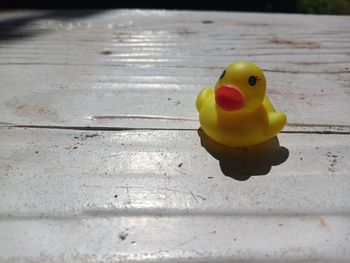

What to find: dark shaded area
left=0, top=1, right=296, bottom=12
left=0, top=10, right=104, bottom=42
left=2, top=0, right=350, bottom=14
left=198, top=129, right=289, bottom=181
left=297, top=0, right=350, bottom=14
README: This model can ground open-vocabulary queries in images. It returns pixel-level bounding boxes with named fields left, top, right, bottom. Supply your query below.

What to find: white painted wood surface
left=0, top=9, right=350, bottom=262
left=1, top=128, right=350, bottom=262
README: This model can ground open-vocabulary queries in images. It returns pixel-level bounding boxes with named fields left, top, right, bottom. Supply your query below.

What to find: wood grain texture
left=0, top=10, right=349, bottom=129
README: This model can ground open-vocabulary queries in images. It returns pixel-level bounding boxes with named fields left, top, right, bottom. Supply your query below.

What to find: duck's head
left=214, top=62, right=266, bottom=113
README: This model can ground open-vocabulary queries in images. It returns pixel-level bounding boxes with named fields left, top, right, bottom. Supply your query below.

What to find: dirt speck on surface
left=119, top=232, right=128, bottom=241
left=202, top=20, right=213, bottom=24
left=327, top=152, right=338, bottom=158
left=38, top=107, right=50, bottom=114
left=196, top=194, right=207, bottom=201
left=178, top=163, right=183, bottom=168
left=327, top=152, right=338, bottom=172
left=177, top=28, right=196, bottom=35
left=269, top=37, right=320, bottom=49
left=73, top=133, right=99, bottom=141
left=85, top=134, right=99, bottom=139
left=298, top=93, right=312, bottom=106
left=15, top=105, right=25, bottom=112
left=1, top=164, right=13, bottom=171
left=100, top=50, right=113, bottom=55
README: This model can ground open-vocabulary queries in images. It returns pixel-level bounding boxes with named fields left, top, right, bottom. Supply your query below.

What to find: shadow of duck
left=198, top=129, right=289, bottom=181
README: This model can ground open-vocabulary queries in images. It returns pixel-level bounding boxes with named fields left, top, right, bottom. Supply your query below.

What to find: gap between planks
left=1, top=123, right=350, bottom=135
left=0, top=62, right=349, bottom=74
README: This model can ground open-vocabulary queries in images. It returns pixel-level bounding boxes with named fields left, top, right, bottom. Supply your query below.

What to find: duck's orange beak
left=215, top=85, right=246, bottom=111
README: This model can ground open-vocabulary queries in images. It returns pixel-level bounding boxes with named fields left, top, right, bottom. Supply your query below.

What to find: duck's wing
left=264, top=96, right=287, bottom=133
left=196, top=87, right=214, bottom=112
left=268, top=111, right=287, bottom=134
left=263, top=96, right=277, bottom=113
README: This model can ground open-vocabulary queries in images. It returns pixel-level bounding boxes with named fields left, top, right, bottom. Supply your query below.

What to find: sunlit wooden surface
left=0, top=10, right=349, bottom=262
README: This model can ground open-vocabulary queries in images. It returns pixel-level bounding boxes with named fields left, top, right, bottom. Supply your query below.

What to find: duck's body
left=196, top=62, right=286, bottom=147
left=197, top=90, right=286, bottom=146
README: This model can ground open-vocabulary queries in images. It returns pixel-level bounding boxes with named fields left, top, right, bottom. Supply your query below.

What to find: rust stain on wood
left=5, top=98, right=60, bottom=121
left=319, top=218, right=328, bottom=228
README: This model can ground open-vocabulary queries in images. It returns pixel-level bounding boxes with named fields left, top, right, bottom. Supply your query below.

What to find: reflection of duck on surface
left=196, top=62, right=287, bottom=147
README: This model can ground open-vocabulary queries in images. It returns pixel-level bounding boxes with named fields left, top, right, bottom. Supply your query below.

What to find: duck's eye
left=248, top=75, right=259, bottom=86
left=219, top=70, right=226, bottom=80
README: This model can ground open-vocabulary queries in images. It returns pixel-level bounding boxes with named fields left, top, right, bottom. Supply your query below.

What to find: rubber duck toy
left=196, top=61, right=287, bottom=147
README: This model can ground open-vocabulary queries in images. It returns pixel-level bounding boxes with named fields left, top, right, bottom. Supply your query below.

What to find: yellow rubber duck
left=196, top=61, right=287, bottom=147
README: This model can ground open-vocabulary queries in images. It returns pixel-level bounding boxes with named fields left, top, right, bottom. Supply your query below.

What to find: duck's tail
left=196, top=87, right=214, bottom=112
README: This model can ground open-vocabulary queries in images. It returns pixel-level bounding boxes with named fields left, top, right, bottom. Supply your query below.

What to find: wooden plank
left=1, top=127, right=349, bottom=215
left=0, top=10, right=349, bottom=129
left=1, top=215, right=349, bottom=262
left=0, top=128, right=350, bottom=216
left=0, top=128, right=349, bottom=261
left=1, top=65, right=350, bottom=130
